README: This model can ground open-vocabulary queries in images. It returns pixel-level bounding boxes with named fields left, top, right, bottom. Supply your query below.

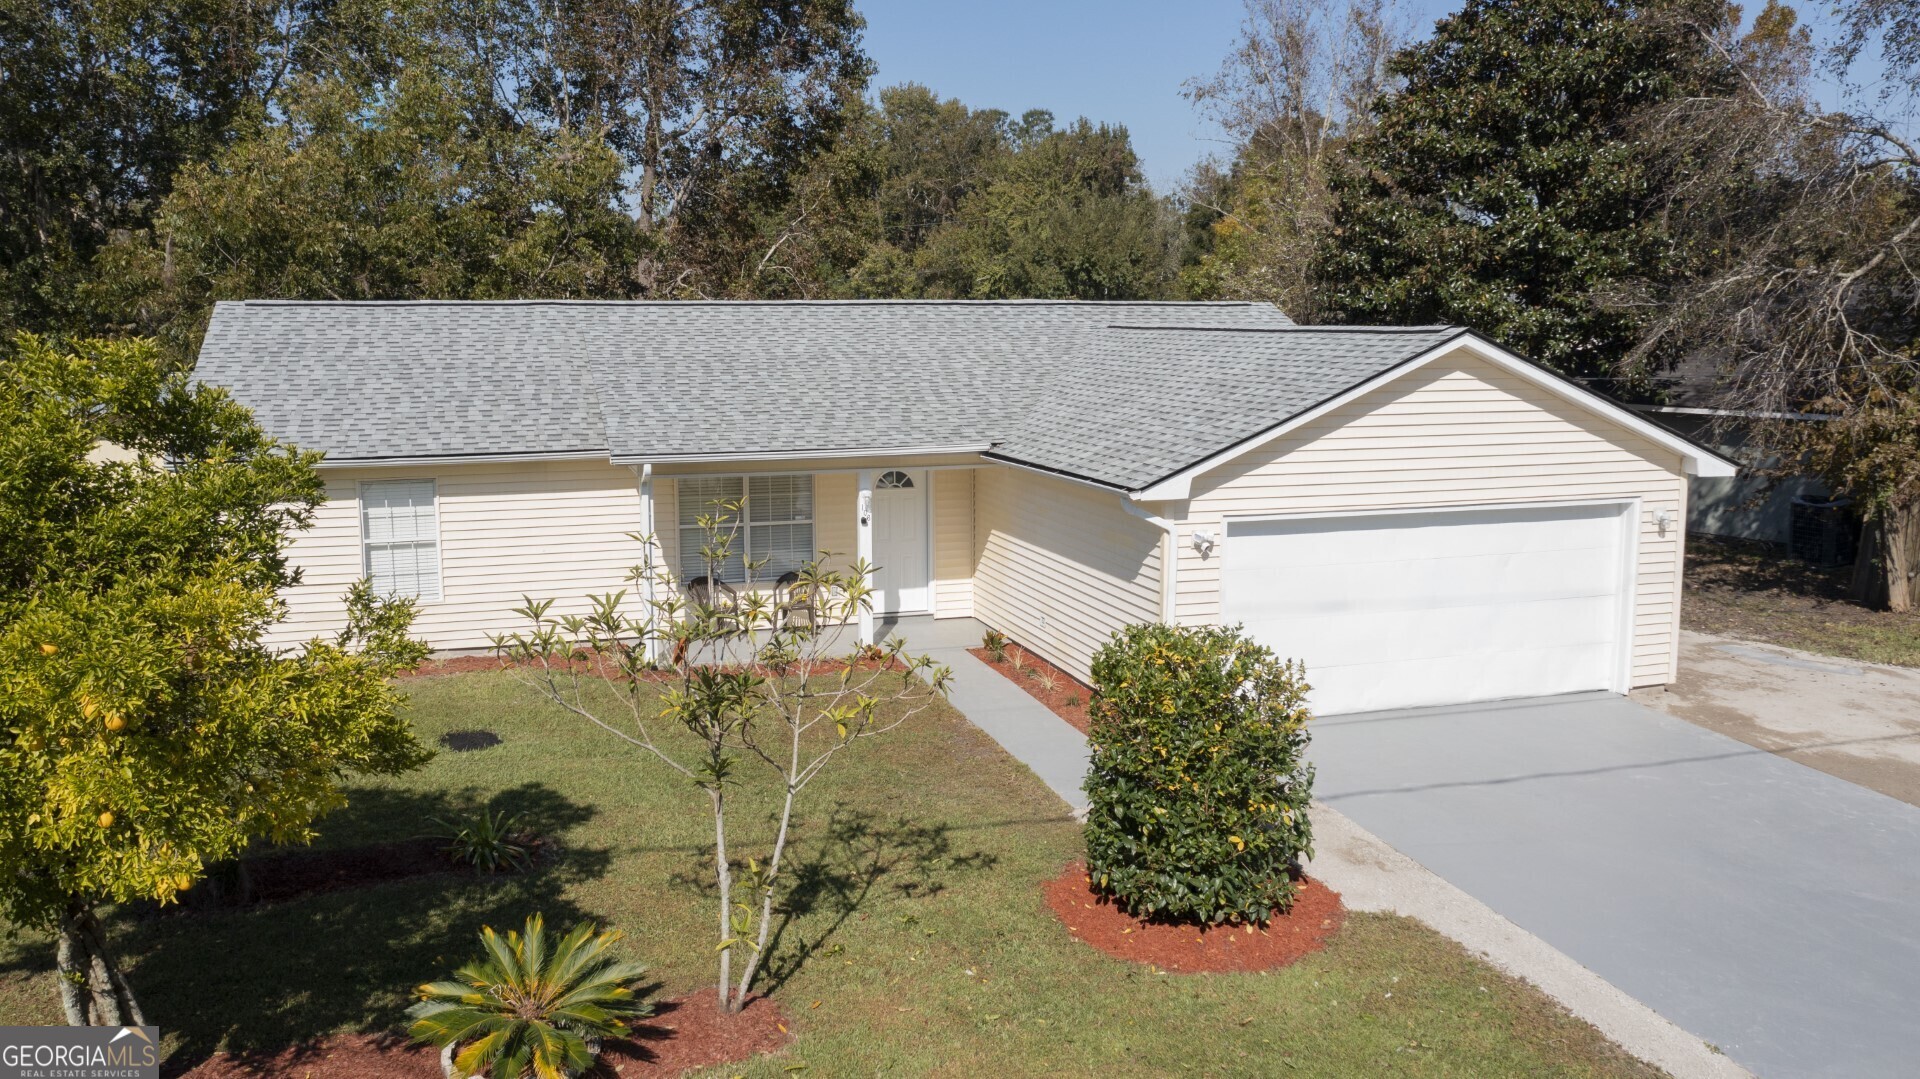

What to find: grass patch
left=1, top=670, right=1658, bottom=1076
left=1684, top=537, right=1920, bottom=666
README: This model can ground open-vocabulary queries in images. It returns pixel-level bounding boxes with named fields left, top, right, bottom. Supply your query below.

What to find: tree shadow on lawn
left=117, top=783, right=611, bottom=1071
left=667, top=801, right=1000, bottom=997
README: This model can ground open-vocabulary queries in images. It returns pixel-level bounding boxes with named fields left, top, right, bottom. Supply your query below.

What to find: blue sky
left=856, top=0, right=1863, bottom=192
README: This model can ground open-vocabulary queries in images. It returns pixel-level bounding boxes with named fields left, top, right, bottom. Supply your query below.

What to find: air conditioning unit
left=1789, top=496, right=1856, bottom=567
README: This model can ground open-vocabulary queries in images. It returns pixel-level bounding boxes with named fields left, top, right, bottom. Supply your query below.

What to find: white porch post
left=635, top=464, right=661, bottom=663
left=856, top=468, right=875, bottom=645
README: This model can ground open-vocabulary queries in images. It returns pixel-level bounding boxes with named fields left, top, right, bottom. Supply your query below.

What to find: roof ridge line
left=222, top=298, right=1280, bottom=308
left=1103, top=323, right=1458, bottom=333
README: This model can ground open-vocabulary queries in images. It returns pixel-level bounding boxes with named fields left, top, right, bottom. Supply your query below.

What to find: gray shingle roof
left=581, top=301, right=1293, bottom=460
left=992, top=324, right=1466, bottom=490
left=197, top=302, right=610, bottom=462
left=194, top=299, right=1470, bottom=490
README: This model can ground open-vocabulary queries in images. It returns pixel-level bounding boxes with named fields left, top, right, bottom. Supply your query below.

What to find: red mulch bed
left=157, top=837, right=459, bottom=914
left=408, top=654, right=515, bottom=677
left=167, top=835, right=560, bottom=914
left=404, top=652, right=905, bottom=681
left=966, top=644, right=1094, bottom=734
left=238, top=837, right=458, bottom=905
left=170, top=994, right=794, bottom=1078
left=1042, top=861, right=1345, bottom=973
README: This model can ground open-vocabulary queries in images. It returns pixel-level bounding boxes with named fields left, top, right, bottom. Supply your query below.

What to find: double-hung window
left=677, top=474, right=814, bottom=584
left=361, top=479, right=442, bottom=600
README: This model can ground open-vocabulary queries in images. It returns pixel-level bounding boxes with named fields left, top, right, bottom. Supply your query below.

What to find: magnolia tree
left=0, top=334, right=430, bottom=1025
left=493, top=500, right=949, bottom=1014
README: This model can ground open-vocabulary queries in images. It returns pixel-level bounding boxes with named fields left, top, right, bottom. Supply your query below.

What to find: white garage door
left=1222, top=503, right=1633, bottom=715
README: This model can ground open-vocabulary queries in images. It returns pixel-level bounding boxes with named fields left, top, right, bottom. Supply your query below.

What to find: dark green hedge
left=1082, top=623, right=1314, bottom=925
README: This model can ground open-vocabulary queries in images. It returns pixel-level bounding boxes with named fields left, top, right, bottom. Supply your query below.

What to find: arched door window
left=877, top=470, right=915, bottom=489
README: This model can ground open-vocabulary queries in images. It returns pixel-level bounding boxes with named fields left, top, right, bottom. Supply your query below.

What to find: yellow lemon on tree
left=103, top=713, right=126, bottom=733
left=39, top=643, right=57, bottom=655
left=97, top=811, right=115, bottom=828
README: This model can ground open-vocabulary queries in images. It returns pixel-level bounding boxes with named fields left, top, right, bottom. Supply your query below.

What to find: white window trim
left=676, top=473, right=816, bottom=585
left=359, top=478, right=444, bottom=603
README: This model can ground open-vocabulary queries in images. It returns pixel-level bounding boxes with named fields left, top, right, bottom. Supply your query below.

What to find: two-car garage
left=1220, top=502, right=1640, bottom=716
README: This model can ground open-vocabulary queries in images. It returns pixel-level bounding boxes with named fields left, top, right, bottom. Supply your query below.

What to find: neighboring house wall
left=972, top=465, right=1162, bottom=681
left=932, top=469, right=975, bottom=617
left=270, top=459, right=646, bottom=650
left=1653, top=414, right=1826, bottom=545
left=1172, top=348, right=1689, bottom=689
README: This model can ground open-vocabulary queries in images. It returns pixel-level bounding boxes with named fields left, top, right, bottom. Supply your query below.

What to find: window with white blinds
left=677, top=474, right=813, bottom=583
left=361, top=479, right=442, bottom=601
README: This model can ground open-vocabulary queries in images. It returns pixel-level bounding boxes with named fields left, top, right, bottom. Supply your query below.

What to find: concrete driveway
left=1634, top=630, right=1920, bottom=808
left=1310, top=691, right=1920, bottom=1079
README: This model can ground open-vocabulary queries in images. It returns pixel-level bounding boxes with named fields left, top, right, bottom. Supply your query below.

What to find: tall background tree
left=7, top=0, right=1184, bottom=351
left=0, top=0, right=289, bottom=333
left=1314, top=0, right=1748, bottom=383
left=1180, top=0, right=1406, bottom=318
left=0, top=334, right=431, bottom=1024
left=1623, top=0, right=1920, bottom=608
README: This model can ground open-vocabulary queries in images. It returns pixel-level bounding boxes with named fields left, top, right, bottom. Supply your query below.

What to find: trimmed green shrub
left=1083, top=623, right=1314, bottom=925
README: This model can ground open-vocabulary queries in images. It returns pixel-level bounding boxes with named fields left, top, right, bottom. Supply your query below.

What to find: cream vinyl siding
left=1173, top=348, right=1687, bottom=688
left=932, top=469, right=975, bottom=617
left=973, top=466, right=1161, bottom=681
left=270, top=460, right=646, bottom=650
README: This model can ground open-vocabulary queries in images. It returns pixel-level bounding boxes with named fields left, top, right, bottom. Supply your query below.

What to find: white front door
left=872, top=469, right=930, bottom=614
left=1222, top=502, right=1634, bottom=715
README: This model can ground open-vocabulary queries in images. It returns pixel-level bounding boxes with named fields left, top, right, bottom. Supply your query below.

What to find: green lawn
left=0, top=670, right=1660, bottom=1077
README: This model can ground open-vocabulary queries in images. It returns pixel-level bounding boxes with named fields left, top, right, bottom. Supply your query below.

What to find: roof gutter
left=976, top=451, right=1131, bottom=494
left=315, top=449, right=610, bottom=469
left=615, top=443, right=994, bottom=466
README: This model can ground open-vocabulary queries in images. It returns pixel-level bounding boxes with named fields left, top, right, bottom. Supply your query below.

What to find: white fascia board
left=1129, top=333, right=1737, bottom=502
left=976, top=453, right=1131, bottom=494
left=317, top=449, right=610, bottom=469
left=614, top=443, right=993, bottom=465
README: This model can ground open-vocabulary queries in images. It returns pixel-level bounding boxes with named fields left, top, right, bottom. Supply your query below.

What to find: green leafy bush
left=432, top=807, right=533, bottom=874
left=409, top=914, right=652, bottom=1079
left=1083, top=623, right=1314, bottom=925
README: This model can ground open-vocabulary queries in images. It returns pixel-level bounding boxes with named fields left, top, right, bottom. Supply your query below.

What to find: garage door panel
left=1233, top=503, right=1621, bottom=559
left=1261, top=549, right=1620, bottom=612
left=1223, top=503, right=1630, bottom=715
left=1266, top=593, right=1622, bottom=670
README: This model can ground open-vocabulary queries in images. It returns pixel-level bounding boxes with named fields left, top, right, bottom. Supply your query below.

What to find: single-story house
left=195, top=299, right=1735, bottom=716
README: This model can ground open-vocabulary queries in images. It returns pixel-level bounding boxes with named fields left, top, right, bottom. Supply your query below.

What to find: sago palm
left=408, top=914, right=653, bottom=1079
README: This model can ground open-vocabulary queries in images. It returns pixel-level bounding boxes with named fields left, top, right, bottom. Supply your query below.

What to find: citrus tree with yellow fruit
left=0, top=333, right=430, bottom=1026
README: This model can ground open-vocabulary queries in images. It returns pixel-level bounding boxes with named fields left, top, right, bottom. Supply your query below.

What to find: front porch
left=877, top=613, right=985, bottom=650
left=640, top=460, right=983, bottom=648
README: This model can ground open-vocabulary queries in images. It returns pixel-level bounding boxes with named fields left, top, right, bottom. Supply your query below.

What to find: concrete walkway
left=882, top=615, right=1091, bottom=813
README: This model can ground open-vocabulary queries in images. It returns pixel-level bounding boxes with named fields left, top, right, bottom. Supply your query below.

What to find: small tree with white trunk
left=493, top=499, right=948, bottom=1014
